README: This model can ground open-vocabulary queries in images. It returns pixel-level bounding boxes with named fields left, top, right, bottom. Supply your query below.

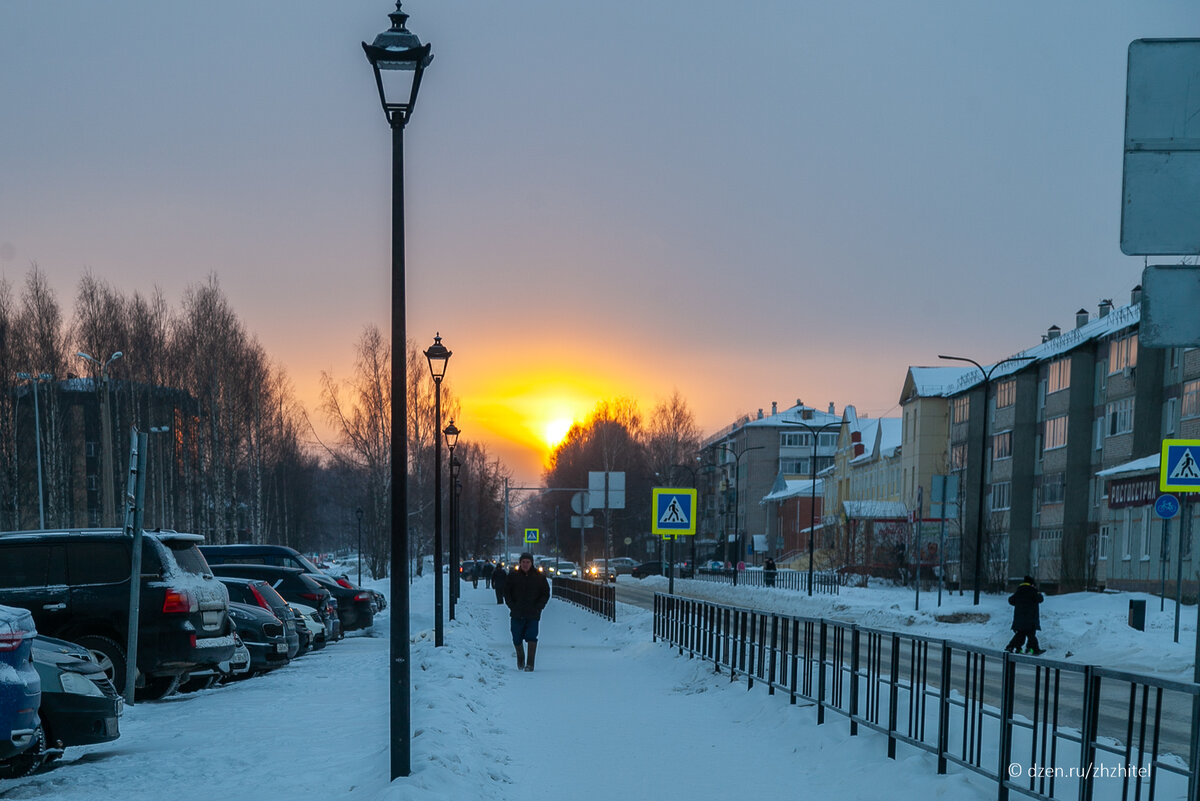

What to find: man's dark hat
left=1023, top=575, right=1036, bottom=584
left=520, top=552, right=534, bottom=562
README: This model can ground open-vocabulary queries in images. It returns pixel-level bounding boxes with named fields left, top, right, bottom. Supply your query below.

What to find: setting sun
left=541, top=417, right=575, bottom=449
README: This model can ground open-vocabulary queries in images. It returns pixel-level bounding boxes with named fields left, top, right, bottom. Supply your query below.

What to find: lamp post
left=424, top=334, right=451, bottom=645
left=444, top=420, right=459, bottom=618
left=721, top=444, right=764, bottom=582
left=362, top=1, right=432, bottom=780
left=356, top=507, right=364, bottom=587
left=77, top=351, right=123, bottom=527
left=781, top=419, right=842, bottom=596
left=938, top=354, right=1034, bottom=605
left=16, top=372, right=53, bottom=529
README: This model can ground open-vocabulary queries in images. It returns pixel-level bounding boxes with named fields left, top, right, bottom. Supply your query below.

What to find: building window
left=1098, top=525, right=1109, bottom=561
left=1107, top=397, right=1134, bottom=437
left=86, top=441, right=98, bottom=458
left=87, top=475, right=98, bottom=491
left=991, top=481, right=1011, bottom=511
left=992, top=430, right=1012, bottom=461
left=1094, top=418, right=1103, bottom=451
left=1109, top=333, right=1139, bottom=374
left=1166, top=398, right=1178, bottom=436
left=950, top=443, right=967, bottom=470
left=1041, top=474, right=1065, bottom=505
left=818, top=432, right=838, bottom=448
left=1044, top=415, right=1068, bottom=451
left=780, top=459, right=805, bottom=474
left=1047, top=358, right=1071, bottom=394
left=1122, top=509, right=1133, bottom=559
left=995, top=379, right=1016, bottom=409
left=1183, top=380, right=1200, bottom=419
left=951, top=396, right=970, bottom=425
left=781, top=432, right=811, bottom=447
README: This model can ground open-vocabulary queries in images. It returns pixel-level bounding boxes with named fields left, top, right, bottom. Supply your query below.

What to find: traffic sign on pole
left=652, top=488, right=697, bottom=537
left=1161, top=439, right=1200, bottom=492
left=524, top=528, right=539, bottom=544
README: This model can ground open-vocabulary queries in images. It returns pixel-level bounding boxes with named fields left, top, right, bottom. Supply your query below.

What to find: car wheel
left=137, top=674, right=181, bottom=701
left=178, top=674, right=218, bottom=693
left=0, top=724, right=46, bottom=778
left=75, top=634, right=128, bottom=687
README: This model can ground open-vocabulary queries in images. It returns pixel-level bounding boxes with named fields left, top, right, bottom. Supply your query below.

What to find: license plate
left=202, top=611, right=221, bottom=630
left=116, top=698, right=125, bottom=717
left=275, top=642, right=287, bottom=653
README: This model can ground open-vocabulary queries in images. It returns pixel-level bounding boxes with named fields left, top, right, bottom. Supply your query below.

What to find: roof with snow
left=842, top=500, right=908, bottom=519
left=761, top=478, right=821, bottom=504
left=1095, top=454, right=1160, bottom=478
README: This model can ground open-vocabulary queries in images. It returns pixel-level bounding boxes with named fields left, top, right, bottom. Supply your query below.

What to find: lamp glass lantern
left=362, top=2, right=433, bottom=126
left=424, top=334, right=451, bottom=383
left=443, top=419, right=460, bottom=451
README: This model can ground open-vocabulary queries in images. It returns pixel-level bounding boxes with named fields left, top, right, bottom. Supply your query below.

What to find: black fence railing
left=552, top=576, right=615, bottom=621
left=692, top=567, right=841, bottom=595
left=653, top=594, right=1200, bottom=801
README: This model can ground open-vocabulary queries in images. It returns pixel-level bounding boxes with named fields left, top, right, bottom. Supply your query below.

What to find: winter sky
left=1, top=2, right=1196, bottom=482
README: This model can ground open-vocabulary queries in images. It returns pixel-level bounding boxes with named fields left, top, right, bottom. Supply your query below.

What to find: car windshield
left=166, top=541, right=214, bottom=576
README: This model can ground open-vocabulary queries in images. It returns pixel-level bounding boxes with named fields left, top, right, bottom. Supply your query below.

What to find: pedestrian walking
left=504, top=552, right=550, bottom=672
left=763, top=557, right=777, bottom=588
left=484, top=562, right=493, bottom=589
left=492, top=563, right=507, bottom=605
left=471, top=563, right=479, bottom=590
left=1004, top=575, right=1045, bottom=655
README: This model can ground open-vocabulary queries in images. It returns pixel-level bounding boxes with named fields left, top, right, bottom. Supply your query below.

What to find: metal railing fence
left=692, top=567, right=841, bottom=595
left=653, top=594, right=1200, bottom=801
left=551, top=576, right=615, bottom=621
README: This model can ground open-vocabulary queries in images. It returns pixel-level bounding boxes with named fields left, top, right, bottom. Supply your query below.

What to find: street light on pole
left=781, top=419, right=843, bottom=596
left=16, top=372, right=53, bottom=529
left=938, top=354, right=1034, bottom=605
left=424, top=334, right=451, bottom=646
left=720, top=444, right=763, bottom=582
left=77, top=351, right=123, bottom=527
left=444, top=419, right=460, bottom=619
left=362, top=0, right=432, bottom=780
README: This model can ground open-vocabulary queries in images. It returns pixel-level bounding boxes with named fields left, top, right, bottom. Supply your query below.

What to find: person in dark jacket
left=763, top=557, right=777, bottom=587
left=1005, top=575, right=1045, bottom=655
left=504, top=552, right=550, bottom=671
left=492, top=563, right=507, bottom=605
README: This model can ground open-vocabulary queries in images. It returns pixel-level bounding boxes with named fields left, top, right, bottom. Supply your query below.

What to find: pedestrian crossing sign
left=1160, top=440, right=1200, bottom=492
left=524, top=528, right=539, bottom=544
left=652, top=488, right=697, bottom=537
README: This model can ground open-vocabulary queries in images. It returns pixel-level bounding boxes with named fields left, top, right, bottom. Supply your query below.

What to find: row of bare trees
left=318, top=325, right=511, bottom=579
left=0, top=267, right=320, bottom=546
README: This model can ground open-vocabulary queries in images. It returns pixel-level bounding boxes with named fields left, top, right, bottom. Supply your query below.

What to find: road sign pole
left=1176, top=495, right=1188, bottom=643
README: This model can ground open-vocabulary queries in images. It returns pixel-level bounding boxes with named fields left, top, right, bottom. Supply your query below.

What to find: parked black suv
left=200, top=544, right=374, bottom=631
left=0, top=530, right=235, bottom=700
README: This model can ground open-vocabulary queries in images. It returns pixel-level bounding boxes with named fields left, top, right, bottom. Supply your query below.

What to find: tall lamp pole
left=938, top=354, right=1033, bottom=605
left=781, top=419, right=842, bottom=596
left=356, top=507, right=364, bottom=587
left=362, top=1, right=432, bottom=780
left=444, top=420, right=460, bottom=619
left=77, top=351, right=123, bottom=526
left=425, top=334, right=451, bottom=645
left=721, top=444, right=763, bottom=582
left=16, top=372, right=52, bottom=529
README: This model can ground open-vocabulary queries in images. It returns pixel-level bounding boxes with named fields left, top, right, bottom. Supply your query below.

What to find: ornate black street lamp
left=425, top=334, right=451, bottom=645
left=362, top=1, right=432, bottom=780
left=444, top=419, right=460, bottom=618
left=781, top=419, right=843, bottom=596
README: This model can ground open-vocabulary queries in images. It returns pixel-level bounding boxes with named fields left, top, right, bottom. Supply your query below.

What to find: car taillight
left=0, top=630, right=29, bottom=651
left=336, top=577, right=354, bottom=589
left=248, top=584, right=273, bottom=612
left=299, top=592, right=323, bottom=602
left=162, top=588, right=197, bottom=614
left=354, top=593, right=371, bottom=602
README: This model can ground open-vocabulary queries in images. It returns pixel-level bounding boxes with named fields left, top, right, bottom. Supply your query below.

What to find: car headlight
left=60, top=670, right=106, bottom=697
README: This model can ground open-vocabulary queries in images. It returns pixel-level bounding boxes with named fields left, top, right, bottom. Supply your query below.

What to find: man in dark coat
left=492, top=563, right=507, bottom=605
left=1005, top=575, right=1045, bottom=655
left=504, top=552, right=550, bottom=671
left=763, top=557, right=777, bottom=588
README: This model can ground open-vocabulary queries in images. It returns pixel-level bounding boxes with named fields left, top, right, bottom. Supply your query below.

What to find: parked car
left=607, top=557, right=640, bottom=575
left=201, top=544, right=374, bottom=632
left=208, top=565, right=334, bottom=644
left=545, top=561, right=580, bottom=578
left=7, top=634, right=123, bottom=774
left=0, top=604, right=40, bottom=776
left=199, top=544, right=374, bottom=633
left=218, top=577, right=301, bottom=659
left=631, top=561, right=664, bottom=578
left=225, top=602, right=291, bottom=675
left=0, top=529, right=235, bottom=701
left=289, top=603, right=327, bottom=651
